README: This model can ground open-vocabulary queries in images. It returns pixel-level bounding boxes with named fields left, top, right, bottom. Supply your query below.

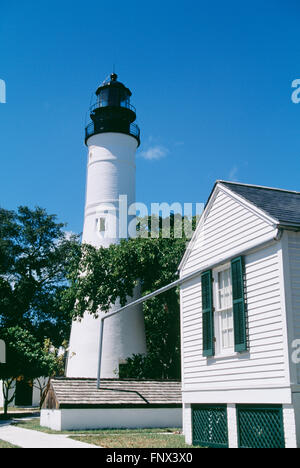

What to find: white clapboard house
left=179, top=181, right=300, bottom=448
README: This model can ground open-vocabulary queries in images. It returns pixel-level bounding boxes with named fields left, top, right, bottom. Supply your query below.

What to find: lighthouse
left=66, top=73, right=147, bottom=379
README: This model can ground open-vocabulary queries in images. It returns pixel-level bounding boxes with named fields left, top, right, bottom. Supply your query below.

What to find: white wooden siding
left=181, top=189, right=275, bottom=276
left=287, top=232, right=300, bottom=384
left=181, top=240, right=288, bottom=391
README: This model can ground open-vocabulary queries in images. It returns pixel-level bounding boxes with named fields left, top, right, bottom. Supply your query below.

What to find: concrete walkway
left=0, top=424, right=99, bottom=448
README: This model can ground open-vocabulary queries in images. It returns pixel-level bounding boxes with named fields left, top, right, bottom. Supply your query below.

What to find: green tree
left=0, top=206, right=80, bottom=412
left=64, top=215, right=197, bottom=379
left=0, top=208, right=19, bottom=275
left=0, top=327, right=63, bottom=416
left=0, top=206, right=80, bottom=346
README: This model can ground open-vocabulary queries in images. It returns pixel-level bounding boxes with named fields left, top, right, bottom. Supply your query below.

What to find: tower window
left=97, top=217, right=106, bottom=233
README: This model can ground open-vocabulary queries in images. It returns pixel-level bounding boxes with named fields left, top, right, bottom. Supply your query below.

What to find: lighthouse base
left=66, top=290, right=147, bottom=379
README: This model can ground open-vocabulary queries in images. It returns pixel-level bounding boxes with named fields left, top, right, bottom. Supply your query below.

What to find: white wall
left=182, top=403, right=192, bottom=445
left=67, top=291, right=146, bottom=379
left=0, top=378, right=45, bottom=408
left=285, top=231, right=300, bottom=384
left=179, top=186, right=299, bottom=447
left=227, top=404, right=238, bottom=448
left=282, top=404, right=297, bottom=448
left=0, top=381, right=3, bottom=407
left=181, top=242, right=289, bottom=400
left=0, top=339, right=6, bottom=364
left=32, top=378, right=48, bottom=407
left=82, top=132, right=137, bottom=248
left=292, top=392, right=300, bottom=447
left=0, top=380, right=15, bottom=408
left=181, top=187, right=276, bottom=277
left=41, top=409, right=62, bottom=431
left=41, top=408, right=182, bottom=431
left=180, top=186, right=293, bottom=403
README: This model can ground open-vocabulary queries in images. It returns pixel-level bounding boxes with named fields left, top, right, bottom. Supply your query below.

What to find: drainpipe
left=96, top=277, right=183, bottom=388
left=274, top=227, right=283, bottom=241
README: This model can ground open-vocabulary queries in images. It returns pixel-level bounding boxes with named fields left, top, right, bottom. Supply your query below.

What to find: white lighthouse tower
left=66, top=73, right=147, bottom=379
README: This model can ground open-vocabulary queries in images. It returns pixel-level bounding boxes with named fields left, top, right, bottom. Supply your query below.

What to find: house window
left=201, top=257, right=247, bottom=358
left=213, top=266, right=234, bottom=355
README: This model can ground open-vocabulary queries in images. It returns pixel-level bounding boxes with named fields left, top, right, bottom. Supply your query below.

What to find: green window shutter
left=201, top=270, right=214, bottom=357
left=231, top=256, right=247, bottom=352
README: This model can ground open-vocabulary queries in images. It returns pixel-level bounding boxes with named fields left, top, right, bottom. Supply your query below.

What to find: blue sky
left=1, top=0, right=300, bottom=234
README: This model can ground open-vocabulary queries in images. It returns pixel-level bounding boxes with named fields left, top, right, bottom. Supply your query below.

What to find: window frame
left=212, top=263, right=235, bottom=357
left=96, top=216, right=107, bottom=235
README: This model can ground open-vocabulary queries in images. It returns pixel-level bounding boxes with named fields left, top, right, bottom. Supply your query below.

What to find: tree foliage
left=0, top=327, right=63, bottom=415
left=0, top=206, right=80, bottom=346
left=0, top=327, right=61, bottom=380
left=0, top=205, right=80, bottom=412
left=65, top=215, right=197, bottom=379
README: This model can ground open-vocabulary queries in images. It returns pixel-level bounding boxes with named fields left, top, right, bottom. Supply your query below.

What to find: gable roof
left=43, top=378, right=182, bottom=409
left=179, top=180, right=300, bottom=272
left=219, top=181, right=300, bottom=227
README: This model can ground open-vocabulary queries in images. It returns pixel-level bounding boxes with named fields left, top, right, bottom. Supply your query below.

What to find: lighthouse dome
left=85, top=73, right=140, bottom=146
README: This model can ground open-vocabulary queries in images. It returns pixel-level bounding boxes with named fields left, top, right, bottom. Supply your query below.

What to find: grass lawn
left=12, top=419, right=181, bottom=436
left=70, top=433, right=198, bottom=448
left=0, top=407, right=39, bottom=413
left=0, top=439, right=20, bottom=448
left=0, top=408, right=40, bottom=421
left=11, top=420, right=201, bottom=448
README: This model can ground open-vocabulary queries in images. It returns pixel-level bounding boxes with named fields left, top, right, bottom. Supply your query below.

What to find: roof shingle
left=220, top=181, right=300, bottom=226
left=44, top=378, right=182, bottom=409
